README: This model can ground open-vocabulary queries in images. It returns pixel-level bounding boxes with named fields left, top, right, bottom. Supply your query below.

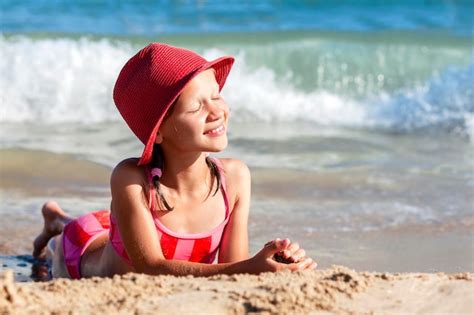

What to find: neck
left=159, top=150, right=210, bottom=194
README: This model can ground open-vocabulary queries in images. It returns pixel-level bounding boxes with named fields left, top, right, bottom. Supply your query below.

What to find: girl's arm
left=216, top=159, right=318, bottom=267
left=110, top=159, right=313, bottom=276
left=217, top=159, right=251, bottom=263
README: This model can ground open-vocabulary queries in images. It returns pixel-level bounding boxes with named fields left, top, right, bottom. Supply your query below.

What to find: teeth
left=207, top=125, right=224, bottom=134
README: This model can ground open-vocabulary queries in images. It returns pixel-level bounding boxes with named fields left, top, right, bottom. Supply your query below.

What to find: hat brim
left=137, top=56, right=235, bottom=166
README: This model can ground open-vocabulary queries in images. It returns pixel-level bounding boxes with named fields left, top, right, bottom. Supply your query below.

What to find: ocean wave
left=215, top=48, right=473, bottom=138
left=0, top=35, right=133, bottom=123
left=372, top=64, right=474, bottom=137
left=1, top=35, right=472, bottom=138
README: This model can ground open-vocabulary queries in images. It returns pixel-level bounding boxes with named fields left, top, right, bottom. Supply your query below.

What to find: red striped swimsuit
left=62, top=158, right=230, bottom=279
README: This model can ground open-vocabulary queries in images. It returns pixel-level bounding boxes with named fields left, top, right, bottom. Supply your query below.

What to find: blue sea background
left=0, top=1, right=473, bottom=277
left=1, top=0, right=473, bottom=36
left=1, top=0, right=473, bottom=135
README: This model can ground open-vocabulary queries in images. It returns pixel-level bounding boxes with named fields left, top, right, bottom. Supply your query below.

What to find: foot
left=33, top=201, right=71, bottom=259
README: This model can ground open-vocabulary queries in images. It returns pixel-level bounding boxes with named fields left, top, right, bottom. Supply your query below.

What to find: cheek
left=175, top=116, right=206, bottom=137
left=220, top=101, right=230, bottom=120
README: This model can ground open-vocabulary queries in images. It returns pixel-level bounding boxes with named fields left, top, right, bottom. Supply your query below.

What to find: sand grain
left=1, top=266, right=473, bottom=314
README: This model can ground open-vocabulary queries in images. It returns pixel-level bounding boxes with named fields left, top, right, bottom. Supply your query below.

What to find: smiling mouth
left=204, top=124, right=225, bottom=136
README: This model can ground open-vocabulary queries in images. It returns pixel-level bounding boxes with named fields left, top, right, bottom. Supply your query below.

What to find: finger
left=262, top=238, right=290, bottom=258
left=264, top=241, right=272, bottom=247
left=282, top=242, right=299, bottom=258
left=296, top=258, right=312, bottom=270
left=267, top=252, right=295, bottom=271
left=279, top=258, right=317, bottom=272
left=287, top=248, right=306, bottom=263
left=278, top=262, right=300, bottom=272
left=264, top=238, right=287, bottom=247
left=296, top=257, right=314, bottom=270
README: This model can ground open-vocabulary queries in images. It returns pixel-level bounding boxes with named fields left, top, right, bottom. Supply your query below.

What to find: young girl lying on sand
left=33, top=43, right=317, bottom=279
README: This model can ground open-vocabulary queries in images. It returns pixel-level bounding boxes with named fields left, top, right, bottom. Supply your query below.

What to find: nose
left=206, top=98, right=227, bottom=121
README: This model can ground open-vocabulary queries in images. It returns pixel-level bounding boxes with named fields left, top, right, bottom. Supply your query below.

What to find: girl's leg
left=33, top=201, right=74, bottom=259
left=51, top=234, right=70, bottom=278
left=51, top=231, right=111, bottom=278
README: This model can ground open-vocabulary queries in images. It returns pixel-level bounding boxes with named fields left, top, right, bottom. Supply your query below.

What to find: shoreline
left=1, top=148, right=473, bottom=273
left=1, top=266, right=473, bottom=314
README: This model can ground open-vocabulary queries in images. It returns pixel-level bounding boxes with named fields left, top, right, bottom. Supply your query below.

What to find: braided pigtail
left=205, top=156, right=221, bottom=197
left=150, top=144, right=174, bottom=211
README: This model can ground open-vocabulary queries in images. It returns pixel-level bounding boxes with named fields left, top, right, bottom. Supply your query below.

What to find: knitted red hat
left=113, top=43, right=234, bottom=165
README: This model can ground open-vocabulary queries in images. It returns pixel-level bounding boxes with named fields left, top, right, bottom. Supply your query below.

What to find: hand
left=249, top=238, right=317, bottom=274
left=273, top=240, right=311, bottom=264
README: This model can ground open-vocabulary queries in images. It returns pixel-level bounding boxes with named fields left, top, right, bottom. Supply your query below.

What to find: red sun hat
left=113, top=43, right=234, bottom=165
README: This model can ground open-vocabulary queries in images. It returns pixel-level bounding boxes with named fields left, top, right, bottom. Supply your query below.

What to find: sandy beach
left=1, top=266, right=473, bottom=314
left=0, top=149, right=472, bottom=314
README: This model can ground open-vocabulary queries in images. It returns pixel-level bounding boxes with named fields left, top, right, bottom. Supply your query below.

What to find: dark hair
left=149, top=144, right=221, bottom=211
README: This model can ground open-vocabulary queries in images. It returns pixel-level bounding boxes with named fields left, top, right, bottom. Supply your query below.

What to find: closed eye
left=187, top=103, right=202, bottom=113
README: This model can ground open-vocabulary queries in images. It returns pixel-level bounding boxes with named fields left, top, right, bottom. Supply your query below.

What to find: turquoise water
left=1, top=32, right=472, bottom=137
left=1, top=1, right=473, bottom=136
left=1, top=1, right=472, bottom=36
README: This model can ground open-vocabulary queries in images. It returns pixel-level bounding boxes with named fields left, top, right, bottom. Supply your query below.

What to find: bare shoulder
left=110, top=158, right=146, bottom=188
left=216, top=158, right=251, bottom=208
left=218, top=158, right=251, bottom=184
left=216, top=158, right=251, bottom=217
left=109, top=158, right=150, bottom=217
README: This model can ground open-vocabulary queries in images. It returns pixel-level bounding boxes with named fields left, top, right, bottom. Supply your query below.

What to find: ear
left=155, top=131, right=163, bottom=144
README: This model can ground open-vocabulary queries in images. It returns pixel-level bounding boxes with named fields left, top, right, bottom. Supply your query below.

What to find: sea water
left=0, top=1, right=473, bottom=276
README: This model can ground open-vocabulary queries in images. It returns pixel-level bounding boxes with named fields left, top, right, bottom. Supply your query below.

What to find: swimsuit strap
left=146, top=167, right=158, bottom=212
left=210, top=157, right=230, bottom=218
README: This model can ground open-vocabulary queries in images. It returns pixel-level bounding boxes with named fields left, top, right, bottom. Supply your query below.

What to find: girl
left=33, top=43, right=317, bottom=279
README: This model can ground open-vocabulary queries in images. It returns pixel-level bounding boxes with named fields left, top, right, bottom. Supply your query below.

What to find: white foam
left=0, top=35, right=133, bottom=123
left=1, top=37, right=368, bottom=127
left=206, top=49, right=370, bottom=126
left=1, top=36, right=472, bottom=140
left=464, top=112, right=474, bottom=140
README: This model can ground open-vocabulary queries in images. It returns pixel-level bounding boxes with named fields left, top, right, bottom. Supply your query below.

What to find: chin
left=206, top=138, right=228, bottom=152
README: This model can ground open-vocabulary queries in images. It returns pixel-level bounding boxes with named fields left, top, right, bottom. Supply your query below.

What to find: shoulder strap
left=210, top=157, right=230, bottom=218
left=145, top=166, right=157, bottom=213
left=210, top=157, right=226, bottom=190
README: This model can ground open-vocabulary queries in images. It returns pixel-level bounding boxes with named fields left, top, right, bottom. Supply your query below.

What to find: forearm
left=141, top=258, right=254, bottom=277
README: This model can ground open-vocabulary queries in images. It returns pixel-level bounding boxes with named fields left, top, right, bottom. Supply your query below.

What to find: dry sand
left=1, top=266, right=473, bottom=315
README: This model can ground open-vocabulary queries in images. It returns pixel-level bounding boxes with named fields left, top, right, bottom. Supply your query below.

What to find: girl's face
left=157, top=69, right=229, bottom=154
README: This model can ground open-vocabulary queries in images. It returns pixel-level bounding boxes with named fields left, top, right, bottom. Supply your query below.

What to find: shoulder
left=110, top=158, right=150, bottom=215
left=214, top=158, right=251, bottom=206
left=110, top=158, right=147, bottom=189
left=217, top=158, right=250, bottom=184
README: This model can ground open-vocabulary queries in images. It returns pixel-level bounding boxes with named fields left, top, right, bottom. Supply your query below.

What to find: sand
left=1, top=266, right=472, bottom=315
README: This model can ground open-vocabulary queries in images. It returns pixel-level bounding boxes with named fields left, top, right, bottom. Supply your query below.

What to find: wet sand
left=1, top=148, right=473, bottom=273
left=1, top=149, right=473, bottom=313
left=1, top=266, right=473, bottom=314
